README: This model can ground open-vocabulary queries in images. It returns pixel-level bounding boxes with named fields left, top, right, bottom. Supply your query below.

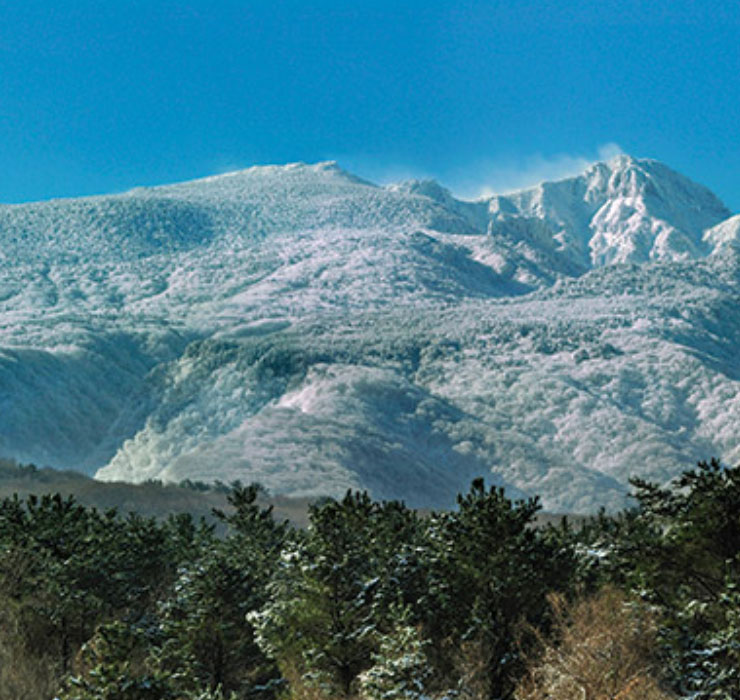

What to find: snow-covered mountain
left=2, top=155, right=739, bottom=512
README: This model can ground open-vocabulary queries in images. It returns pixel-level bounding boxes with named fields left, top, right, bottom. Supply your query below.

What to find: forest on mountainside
left=0, top=460, right=739, bottom=699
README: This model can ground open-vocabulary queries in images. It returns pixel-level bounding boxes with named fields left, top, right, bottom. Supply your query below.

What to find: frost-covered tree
left=155, top=484, right=286, bottom=698
left=419, top=479, right=574, bottom=700
left=358, top=603, right=430, bottom=700
left=625, top=459, right=740, bottom=697
left=250, top=491, right=420, bottom=698
left=58, top=484, right=285, bottom=700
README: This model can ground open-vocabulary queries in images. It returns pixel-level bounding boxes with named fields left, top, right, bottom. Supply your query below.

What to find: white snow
left=1, top=156, right=739, bottom=511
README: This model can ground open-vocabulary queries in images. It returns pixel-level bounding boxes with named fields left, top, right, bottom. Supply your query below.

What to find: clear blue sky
left=2, top=0, right=740, bottom=209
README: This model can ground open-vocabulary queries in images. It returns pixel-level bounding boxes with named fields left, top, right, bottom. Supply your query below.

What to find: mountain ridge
left=2, top=155, right=739, bottom=512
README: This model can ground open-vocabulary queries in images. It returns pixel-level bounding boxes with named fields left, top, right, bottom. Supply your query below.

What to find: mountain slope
left=1, top=156, right=739, bottom=511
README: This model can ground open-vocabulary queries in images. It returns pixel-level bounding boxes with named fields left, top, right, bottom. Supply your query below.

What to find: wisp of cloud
left=454, top=143, right=625, bottom=200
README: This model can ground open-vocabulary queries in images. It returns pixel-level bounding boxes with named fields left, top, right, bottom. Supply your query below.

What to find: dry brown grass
left=514, top=586, right=675, bottom=700
left=450, top=638, right=497, bottom=700
left=0, top=613, right=61, bottom=700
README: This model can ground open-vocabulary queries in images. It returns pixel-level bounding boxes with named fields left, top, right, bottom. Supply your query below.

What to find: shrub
left=514, top=586, right=674, bottom=700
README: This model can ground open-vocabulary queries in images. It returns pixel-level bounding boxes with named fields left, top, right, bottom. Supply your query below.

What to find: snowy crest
left=484, top=155, right=730, bottom=272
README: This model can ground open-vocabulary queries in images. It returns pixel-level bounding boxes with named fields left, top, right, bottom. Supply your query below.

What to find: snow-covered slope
left=704, top=214, right=740, bottom=253
left=2, top=156, right=739, bottom=511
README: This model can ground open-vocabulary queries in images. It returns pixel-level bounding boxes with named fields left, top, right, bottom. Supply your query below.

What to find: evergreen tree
left=419, top=479, right=574, bottom=700
left=0, top=493, right=175, bottom=677
left=622, top=459, right=740, bottom=697
left=251, top=491, right=420, bottom=698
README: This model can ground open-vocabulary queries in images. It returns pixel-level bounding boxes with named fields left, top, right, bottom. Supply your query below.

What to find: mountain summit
left=1, top=156, right=739, bottom=512
left=479, top=155, right=730, bottom=278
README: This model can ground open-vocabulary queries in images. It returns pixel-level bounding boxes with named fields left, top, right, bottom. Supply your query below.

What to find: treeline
left=0, top=458, right=315, bottom=526
left=1, top=461, right=739, bottom=699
